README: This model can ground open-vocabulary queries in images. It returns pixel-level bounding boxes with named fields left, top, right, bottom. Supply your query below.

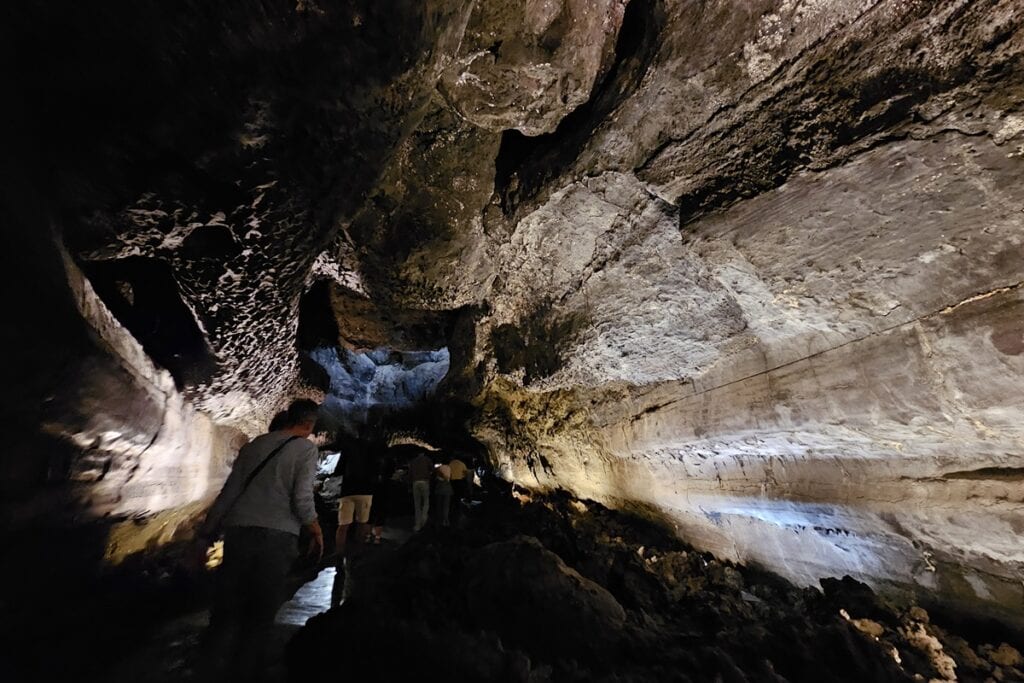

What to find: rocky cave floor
left=287, top=490, right=1024, bottom=682
left=7, top=488, right=1024, bottom=683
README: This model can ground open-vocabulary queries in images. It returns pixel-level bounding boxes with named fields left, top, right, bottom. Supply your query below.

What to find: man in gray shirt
left=198, top=398, right=324, bottom=680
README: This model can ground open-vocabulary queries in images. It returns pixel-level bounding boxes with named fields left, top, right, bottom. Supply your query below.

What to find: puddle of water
left=276, top=566, right=337, bottom=627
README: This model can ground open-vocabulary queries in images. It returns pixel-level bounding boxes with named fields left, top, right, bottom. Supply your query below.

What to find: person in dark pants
left=369, top=452, right=394, bottom=544
left=196, top=399, right=324, bottom=682
left=330, top=437, right=378, bottom=606
left=448, top=455, right=469, bottom=522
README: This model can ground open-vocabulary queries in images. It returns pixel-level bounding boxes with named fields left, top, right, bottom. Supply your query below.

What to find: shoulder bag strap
left=224, top=435, right=302, bottom=518
left=242, top=435, right=301, bottom=492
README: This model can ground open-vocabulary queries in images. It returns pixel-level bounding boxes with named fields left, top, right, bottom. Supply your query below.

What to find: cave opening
left=295, top=279, right=465, bottom=447
left=79, top=256, right=219, bottom=388
left=309, top=344, right=451, bottom=438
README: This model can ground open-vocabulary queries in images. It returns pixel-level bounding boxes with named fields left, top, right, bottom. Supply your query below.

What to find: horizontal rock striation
left=465, top=0, right=1024, bottom=626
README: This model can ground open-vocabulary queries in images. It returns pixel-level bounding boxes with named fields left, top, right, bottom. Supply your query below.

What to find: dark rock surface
left=464, top=535, right=627, bottom=658
left=289, top=492, right=1024, bottom=682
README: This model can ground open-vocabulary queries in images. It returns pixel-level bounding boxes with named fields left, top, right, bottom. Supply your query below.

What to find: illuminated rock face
left=1, top=243, right=243, bottom=572
left=60, top=255, right=243, bottom=530
left=438, top=0, right=627, bottom=135
left=3, top=0, right=1023, bottom=627
left=313, top=346, right=451, bottom=433
left=463, top=0, right=1024, bottom=626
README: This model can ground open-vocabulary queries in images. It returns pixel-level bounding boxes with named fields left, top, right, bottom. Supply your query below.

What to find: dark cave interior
left=2, top=1, right=1023, bottom=682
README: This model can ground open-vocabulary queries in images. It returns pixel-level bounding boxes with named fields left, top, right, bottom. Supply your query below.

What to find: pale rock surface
left=464, top=0, right=1024, bottom=628
left=312, top=347, right=450, bottom=433
left=21, top=251, right=244, bottom=562
left=439, top=0, right=627, bottom=135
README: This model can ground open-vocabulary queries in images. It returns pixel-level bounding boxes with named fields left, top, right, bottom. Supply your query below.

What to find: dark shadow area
left=383, top=400, right=490, bottom=464
left=288, top=489, right=1024, bottom=683
left=79, top=257, right=218, bottom=388
left=491, top=299, right=589, bottom=385
left=0, top=522, right=212, bottom=683
left=297, top=280, right=341, bottom=351
left=943, top=466, right=1024, bottom=481
left=297, top=281, right=340, bottom=392
left=180, top=224, right=243, bottom=263
left=493, top=0, right=665, bottom=216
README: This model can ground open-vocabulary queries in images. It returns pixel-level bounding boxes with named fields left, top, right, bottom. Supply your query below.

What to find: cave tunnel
left=2, top=2, right=1023, bottom=682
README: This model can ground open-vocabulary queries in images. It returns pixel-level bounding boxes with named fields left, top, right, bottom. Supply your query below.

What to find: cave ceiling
left=5, top=0, right=1023, bottom=626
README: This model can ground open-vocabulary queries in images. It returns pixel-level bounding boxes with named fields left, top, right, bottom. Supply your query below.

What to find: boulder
left=464, top=535, right=626, bottom=659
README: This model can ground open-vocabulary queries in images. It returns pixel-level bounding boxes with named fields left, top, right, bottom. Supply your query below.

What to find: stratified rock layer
left=477, top=134, right=1024, bottom=626
left=463, top=0, right=1024, bottom=627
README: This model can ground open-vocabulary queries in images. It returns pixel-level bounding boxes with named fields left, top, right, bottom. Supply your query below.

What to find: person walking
left=334, top=440, right=377, bottom=558
left=408, top=449, right=433, bottom=532
left=368, top=452, right=394, bottom=544
left=434, top=460, right=453, bottom=528
left=330, top=436, right=378, bottom=606
left=448, top=455, right=469, bottom=521
left=196, top=399, right=324, bottom=682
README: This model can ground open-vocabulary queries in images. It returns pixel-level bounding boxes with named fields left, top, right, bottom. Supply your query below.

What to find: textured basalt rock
left=1, top=238, right=242, bottom=533
left=55, top=0, right=479, bottom=428
left=439, top=0, right=627, bottom=135
left=346, top=94, right=501, bottom=312
left=2, top=0, right=479, bottom=609
left=464, top=534, right=628, bottom=658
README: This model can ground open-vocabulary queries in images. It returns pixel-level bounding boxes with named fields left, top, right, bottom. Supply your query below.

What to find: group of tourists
left=406, top=448, right=472, bottom=531
left=194, top=399, right=476, bottom=681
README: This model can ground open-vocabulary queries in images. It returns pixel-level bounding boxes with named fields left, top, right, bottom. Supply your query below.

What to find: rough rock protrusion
left=465, top=535, right=627, bottom=658
left=439, top=0, right=628, bottom=135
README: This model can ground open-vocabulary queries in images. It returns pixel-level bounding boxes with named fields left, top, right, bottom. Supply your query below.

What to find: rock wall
left=1, top=235, right=242, bottom=557
left=463, top=0, right=1024, bottom=626
left=2, top=0, right=483, bottom=558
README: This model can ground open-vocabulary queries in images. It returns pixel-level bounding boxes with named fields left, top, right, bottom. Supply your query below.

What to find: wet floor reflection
left=276, top=566, right=337, bottom=627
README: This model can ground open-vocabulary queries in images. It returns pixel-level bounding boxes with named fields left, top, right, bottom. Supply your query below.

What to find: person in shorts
left=335, top=443, right=377, bottom=557
left=331, top=438, right=378, bottom=606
